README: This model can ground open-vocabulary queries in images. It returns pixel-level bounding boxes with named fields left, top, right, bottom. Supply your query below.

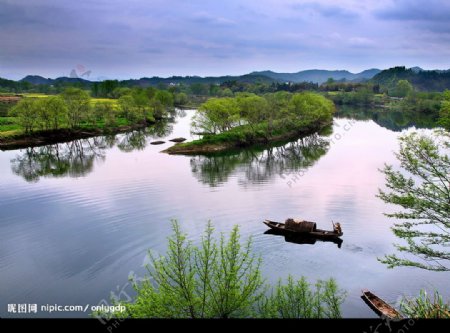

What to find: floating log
left=150, top=141, right=165, bottom=145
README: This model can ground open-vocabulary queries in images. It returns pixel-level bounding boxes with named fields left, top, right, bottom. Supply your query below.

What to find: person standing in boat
left=333, top=222, right=342, bottom=234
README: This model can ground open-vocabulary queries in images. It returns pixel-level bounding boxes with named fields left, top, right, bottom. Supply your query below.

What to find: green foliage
left=440, top=90, right=450, bottom=130
left=378, top=130, right=450, bottom=271
left=154, top=90, right=174, bottom=108
left=9, top=98, right=39, bottom=133
left=192, top=92, right=333, bottom=140
left=97, top=221, right=345, bottom=319
left=287, top=92, right=335, bottom=129
left=193, top=97, right=240, bottom=134
left=93, top=101, right=117, bottom=127
left=372, top=66, right=450, bottom=92
left=392, top=80, right=414, bottom=98
left=61, top=88, right=91, bottom=128
left=259, top=276, right=345, bottom=318
left=400, top=290, right=450, bottom=318
left=112, top=221, right=265, bottom=318
left=34, top=96, right=69, bottom=131
left=174, top=92, right=188, bottom=106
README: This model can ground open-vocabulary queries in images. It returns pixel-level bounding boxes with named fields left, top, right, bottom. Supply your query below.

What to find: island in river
left=164, top=92, right=334, bottom=155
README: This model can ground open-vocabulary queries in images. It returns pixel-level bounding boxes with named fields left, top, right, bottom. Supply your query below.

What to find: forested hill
left=14, top=68, right=382, bottom=88
left=371, top=66, right=450, bottom=92
left=19, top=73, right=275, bottom=87
left=250, top=69, right=381, bottom=84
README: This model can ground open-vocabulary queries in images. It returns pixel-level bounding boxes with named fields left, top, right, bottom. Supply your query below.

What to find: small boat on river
left=263, top=219, right=343, bottom=239
left=361, top=289, right=403, bottom=319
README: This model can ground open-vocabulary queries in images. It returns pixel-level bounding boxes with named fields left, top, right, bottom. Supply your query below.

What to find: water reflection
left=10, top=119, right=177, bottom=182
left=264, top=229, right=343, bottom=248
left=11, top=138, right=107, bottom=182
left=190, top=134, right=330, bottom=187
left=336, top=106, right=439, bottom=131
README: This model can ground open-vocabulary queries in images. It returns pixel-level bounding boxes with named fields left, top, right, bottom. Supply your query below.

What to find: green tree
left=44, top=96, right=68, bottom=130
left=113, top=221, right=265, bottom=318
left=259, top=276, right=345, bottom=318
left=9, top=98, right=39, bottom=133
left=61, top=88, right=91, bottom=128
left=35, top=98, right=52, bottom=131
left=439, top=90, right=450, bottom=130
left=287, top=92, right=334, bottom=130
left=118, top=95, right=142, bottom=124
left=97, top=221, right=345, bottom=319
left=94, top=101, right=117, bottom=127
left=394, top=80, right=413, bottom=98
left=154, top=90, right=174, bottom=108
left=192, top=98, right=239, bottom=134
left=378, top=130, right=450, bottom=271
left=131, top=88, right=154, bottom=122
left=174, top=92, right=188, bottom=106
left=236, top=94, right=268, bottom=132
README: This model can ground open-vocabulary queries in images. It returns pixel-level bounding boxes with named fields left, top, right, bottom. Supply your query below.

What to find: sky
left=1, top=0, right=450, bottom=80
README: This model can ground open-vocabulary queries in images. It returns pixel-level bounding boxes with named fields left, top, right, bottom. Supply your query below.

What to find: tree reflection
left=117, top=130, right=147, bottom=152
left=11, top=137, right=108, bottom=182
left=336, top=106, right=439, bottom=131
left=10, top=118, right=176, bottom=182
left=190, top=134, right=330, bottom=187
left=144, top=119, right=174, bottom=138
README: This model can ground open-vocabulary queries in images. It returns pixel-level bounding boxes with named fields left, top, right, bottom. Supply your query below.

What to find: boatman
left=334, top=222, right=342, bottom=234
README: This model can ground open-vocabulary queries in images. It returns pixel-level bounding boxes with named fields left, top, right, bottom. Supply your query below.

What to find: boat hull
left=263, top=220, right=343, bottom=239
left=361, top=289, right=403, bottom=319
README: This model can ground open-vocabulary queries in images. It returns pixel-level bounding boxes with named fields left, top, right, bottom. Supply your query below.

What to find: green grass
left=90, top=98, right=119, bottom=107
left=22, top=94, right=119, bottom=107
left=0, top=117, right=21, bottom=134
left=22, top=93, right=51, bottom=98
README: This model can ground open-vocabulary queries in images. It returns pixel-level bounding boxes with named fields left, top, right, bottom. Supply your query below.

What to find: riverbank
left=0, top=122, right=152, bottom=150
left=163, top=122, right=330, bottom=155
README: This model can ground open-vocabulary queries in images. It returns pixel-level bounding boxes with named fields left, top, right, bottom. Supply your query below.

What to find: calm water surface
left=0, top=108, right=448, bottom=317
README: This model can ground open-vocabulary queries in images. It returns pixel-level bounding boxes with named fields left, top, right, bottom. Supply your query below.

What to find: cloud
left=191, top=12, right=236, bottom=26
left=291, top=2, right=359, bottom=19
left=0, top=0, right=449, bottom=79
left=375, top=0, right=450, bottom=22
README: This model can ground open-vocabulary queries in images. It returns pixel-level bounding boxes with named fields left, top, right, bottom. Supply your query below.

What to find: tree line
left=192, top=92, right=334, bottom=138
left=10, top=87, right=175, bottom=134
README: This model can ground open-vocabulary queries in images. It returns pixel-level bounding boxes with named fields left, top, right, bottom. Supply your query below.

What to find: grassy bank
left=0, top=120, right=153, bottom=150
left=163, top=120, right=330, bottom=155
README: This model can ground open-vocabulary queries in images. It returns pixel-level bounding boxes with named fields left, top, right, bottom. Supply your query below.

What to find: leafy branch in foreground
left=97, top=221, right=345, bottom=318
left=378, top=130, right=450, bottom=271
left=400, top=290, right=450, bottom=318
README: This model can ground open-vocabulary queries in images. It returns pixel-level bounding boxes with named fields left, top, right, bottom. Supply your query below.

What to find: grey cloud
left=191, top=12, right=236, bottom=26
left=291, top=2, right=359, bottom=19
left=375, top=0, right=450, bottom=22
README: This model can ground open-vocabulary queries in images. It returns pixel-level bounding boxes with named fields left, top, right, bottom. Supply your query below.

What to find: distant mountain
left=121, top=73, right=275, bottom=87
left=18, top=73, right=275, bottom=87
left=410, top=66, right=424, bottom=73
left=20, top=75, right=92, bottom=85
left=20, top=75, right=52, bottom=85
left=250, top=69, right=381, bottom=84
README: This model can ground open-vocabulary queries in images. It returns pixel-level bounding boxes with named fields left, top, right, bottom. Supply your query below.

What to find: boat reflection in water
left=264, top=229, right=343, bottom=248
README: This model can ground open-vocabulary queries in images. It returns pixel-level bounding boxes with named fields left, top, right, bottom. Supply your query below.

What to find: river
left=0, top=108, right=448, bottom=317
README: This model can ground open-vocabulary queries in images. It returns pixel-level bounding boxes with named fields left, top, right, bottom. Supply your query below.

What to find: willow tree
left=378, top=130, right=450, bottom=271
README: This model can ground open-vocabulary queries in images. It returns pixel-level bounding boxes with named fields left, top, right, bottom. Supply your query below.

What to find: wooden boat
left=361, top=289, right=403, bottom=319
left=263, top=219, right=343, bottom=239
